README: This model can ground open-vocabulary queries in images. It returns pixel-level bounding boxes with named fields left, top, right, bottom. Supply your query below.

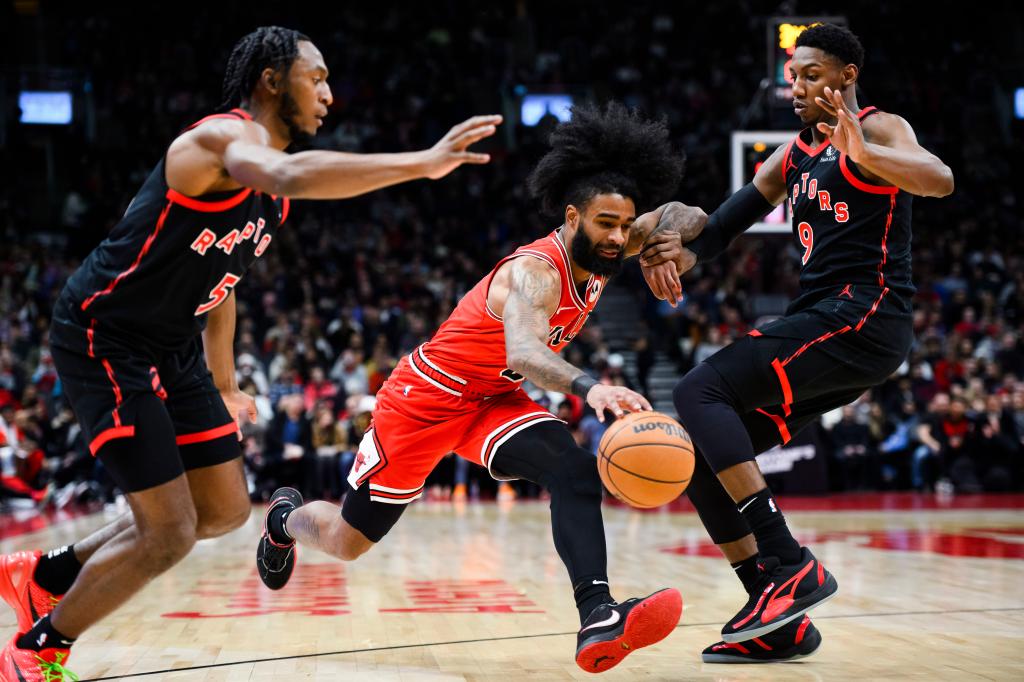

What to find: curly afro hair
left=795, top=23, right=864, bottom=70
left=527, top=102, right=684, bottom=216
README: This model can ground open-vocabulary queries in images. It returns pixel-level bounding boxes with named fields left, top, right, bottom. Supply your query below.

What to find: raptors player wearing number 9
left=641, top=23, right=954, bottom=664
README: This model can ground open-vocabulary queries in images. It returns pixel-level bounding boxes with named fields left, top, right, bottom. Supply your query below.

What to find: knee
left=673, top=363, right=734, bottom=426
left=334, top=542, right=371, bottom=562
left=195, top=494, right=251, bottom=539
left=138, top=518, right=197, bottom=573
left=549, top=447, right=602, bottom=499
left=672, top=367, right=704, bottom=420
left=326, top=516, right=374, bottom=562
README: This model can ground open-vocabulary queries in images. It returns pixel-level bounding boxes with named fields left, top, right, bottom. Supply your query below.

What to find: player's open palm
left=424, top=115, right=503, bottom=180
left=815, top=87, right=867, bottom=161
left=586, top=384, right=653, bottom=423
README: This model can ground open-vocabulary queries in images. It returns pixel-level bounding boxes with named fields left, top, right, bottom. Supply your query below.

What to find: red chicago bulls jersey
left=416, top=230, right=606, bottom=398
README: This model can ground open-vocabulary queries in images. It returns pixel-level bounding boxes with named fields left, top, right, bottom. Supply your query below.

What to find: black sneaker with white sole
left=256, top=487, right=303, bottom=590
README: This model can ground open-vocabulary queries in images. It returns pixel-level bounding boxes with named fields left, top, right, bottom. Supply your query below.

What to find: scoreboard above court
left=768, top=16, right=846, bottom=105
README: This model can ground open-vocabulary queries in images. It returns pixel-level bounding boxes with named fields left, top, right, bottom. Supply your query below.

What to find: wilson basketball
left=598, top=411, right=695, bottom=509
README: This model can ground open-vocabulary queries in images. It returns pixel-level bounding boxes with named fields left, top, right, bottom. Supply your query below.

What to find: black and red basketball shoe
left=256, top=487, right=303, bottom=590
left=722, top=547, right=837, bottom=642
left=704, top=614, right=821, bottom=663
left=575, top=587, right=682, bottom=673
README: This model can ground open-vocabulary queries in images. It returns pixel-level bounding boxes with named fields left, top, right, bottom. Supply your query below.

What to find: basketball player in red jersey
left=0, top=26, right=500, bottom=680
left=257, top=103, right=702, bottom=673
left=643, top=24, right=954, bottom=663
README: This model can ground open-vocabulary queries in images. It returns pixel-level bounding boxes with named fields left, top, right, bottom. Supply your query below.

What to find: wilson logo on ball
left=632, top=422, right=691, bottom=442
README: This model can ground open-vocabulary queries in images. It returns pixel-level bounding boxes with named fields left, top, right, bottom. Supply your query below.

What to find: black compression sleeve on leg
left=340, top=481, right=408, bottom=543
left=685, top=446, right=753, bottom=545
left=685, top=183, right=775, bottom=264
left=674, top=362, right=757, bottom=473
left=490, top=420, right=612, bottom=623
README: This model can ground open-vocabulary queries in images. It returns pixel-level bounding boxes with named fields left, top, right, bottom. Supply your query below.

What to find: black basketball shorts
left=50, top=301, right=240, bottom=493
left=704, top=283, right=914, bottom=452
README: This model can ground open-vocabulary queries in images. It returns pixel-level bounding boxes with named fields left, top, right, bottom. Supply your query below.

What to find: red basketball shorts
left=347, top=355, right=561, bottom=504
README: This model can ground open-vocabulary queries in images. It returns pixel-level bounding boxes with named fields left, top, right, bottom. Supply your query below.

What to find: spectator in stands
left=331, top=348, right=369, bottom=399
left=262, top=394, right=315, bottom=499
left=310, top=400, right=348, bottom=500
left=831, top=405, right=874, bottom=491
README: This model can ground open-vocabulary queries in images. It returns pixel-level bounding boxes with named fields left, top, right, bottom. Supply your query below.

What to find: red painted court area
left=661, top=527, right=1024, bottom=560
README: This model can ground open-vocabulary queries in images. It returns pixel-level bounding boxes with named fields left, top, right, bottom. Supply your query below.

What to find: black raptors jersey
left=58, top=108, right=288, bottom=352
left=782, top=107, right=914, bottom=311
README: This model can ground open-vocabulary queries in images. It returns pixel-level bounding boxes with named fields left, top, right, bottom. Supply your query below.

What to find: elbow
left=935, top=166, right=955, bottom=198
left=505, top=347, right=530, bottom=375
left=506, top=352, right=525, bottom=375
left=920, top=164, right=954, bottom=198
left=271, top=163, right=302, bottom=197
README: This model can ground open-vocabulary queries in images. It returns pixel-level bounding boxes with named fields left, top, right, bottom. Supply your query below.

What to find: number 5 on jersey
left=797, top=221, right=814, bottom=265
left=195, top=273, right=240, bottom=315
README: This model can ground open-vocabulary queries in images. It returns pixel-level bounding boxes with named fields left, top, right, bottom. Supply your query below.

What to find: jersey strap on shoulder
left=184, top=107, right=252, bottom=132
left=856, top=105, right=880, bottom=122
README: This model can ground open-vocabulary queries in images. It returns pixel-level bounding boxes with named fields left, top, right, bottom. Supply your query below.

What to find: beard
left=571, top=227, right=624, bottom=277
left=278, top=89, right=314, bottom=149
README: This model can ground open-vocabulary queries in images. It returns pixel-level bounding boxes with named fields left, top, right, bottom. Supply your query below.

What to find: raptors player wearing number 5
left=0, top=27, right=502, bottom=681
left=257, top=103, right=704, bottom=673
left=641, top=24, right=953, bottom=663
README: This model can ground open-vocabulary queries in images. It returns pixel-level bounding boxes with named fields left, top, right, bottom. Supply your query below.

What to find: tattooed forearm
left=627, top=201, right=708, bottom=257
left=503, top=260, right=584, bottom=393
left=655, top=201, right=707, bottom=242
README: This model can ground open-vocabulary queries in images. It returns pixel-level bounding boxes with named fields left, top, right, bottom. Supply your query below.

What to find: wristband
left=571, top=374, right=598, bottom=399
left=688, top=183, right=774, bottom=263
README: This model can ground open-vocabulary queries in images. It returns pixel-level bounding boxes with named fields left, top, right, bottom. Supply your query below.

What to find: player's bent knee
left=138, top=519, right=197, bottom=572
left=327, top=516, right=375, bottom=562
left=491, top=421, right=602, bottom=499
left=556, top=446, right=603, bottom=498
left=673, top=362, right=738, bottom=428
left=195, top=495, right=251, bottom=538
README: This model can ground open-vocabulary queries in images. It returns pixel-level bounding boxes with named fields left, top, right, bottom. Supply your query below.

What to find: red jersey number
left=195, top=273, right=241, bottom=316
left=797, top=222, right=814, bottom=265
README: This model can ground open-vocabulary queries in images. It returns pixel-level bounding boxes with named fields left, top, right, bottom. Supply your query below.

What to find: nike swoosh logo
left=738, top=497, right=757, bottom=513
left=580, top=609, right=620, bottom=633
left=591, top=580, right=609, bottom=586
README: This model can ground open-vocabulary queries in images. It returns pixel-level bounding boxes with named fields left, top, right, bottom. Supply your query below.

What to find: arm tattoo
left=503, top=261, right=584, bottom=393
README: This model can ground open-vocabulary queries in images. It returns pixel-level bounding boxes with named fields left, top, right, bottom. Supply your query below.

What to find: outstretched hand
left=814, top=87, right=866, bottom=161
left=586, top=384, right=652, bottom=423
left=423, top=115, right=503, bottom=180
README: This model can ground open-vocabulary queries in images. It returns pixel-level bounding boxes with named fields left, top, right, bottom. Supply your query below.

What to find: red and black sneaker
left=704, top=614, right=821, bottom=663
left=0, top=634, right=77, bottom=682
left=256, top=487, right=303, bottom=590
left=0, top=550, right=63, bottom=633
left=575, top=588, right=682, bottom=673
left=722, top=547, right=837, bottom=643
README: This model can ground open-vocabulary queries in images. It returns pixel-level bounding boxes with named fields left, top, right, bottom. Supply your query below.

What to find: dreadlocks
left=527, top=102, right=684, bottom=216
left=217, top=26, right=310, bottom=112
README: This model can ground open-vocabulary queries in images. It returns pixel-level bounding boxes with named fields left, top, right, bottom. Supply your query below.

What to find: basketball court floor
left=2, top=493, right=1022, bottom=680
